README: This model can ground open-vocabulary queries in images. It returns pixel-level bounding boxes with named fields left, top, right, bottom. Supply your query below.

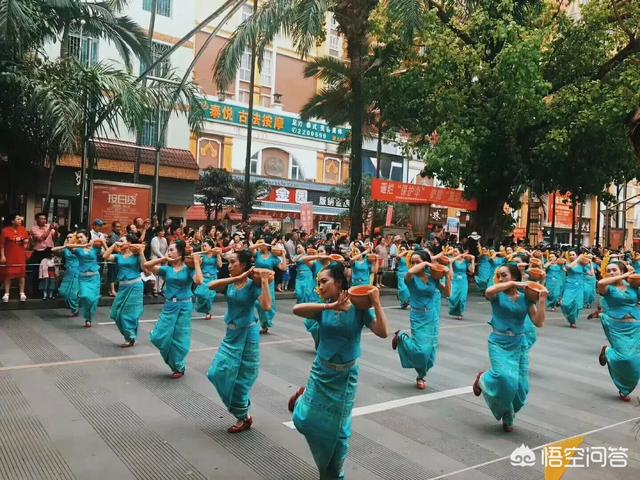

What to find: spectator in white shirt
left=150, top=228, right=168, bottom=296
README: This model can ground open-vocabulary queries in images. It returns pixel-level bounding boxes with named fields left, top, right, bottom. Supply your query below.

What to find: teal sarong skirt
left=397, top=308, right=439, bottom=379
left=78, top=273, right=100, bottom=323
left=149, top=300, right=192, bottom=373
left=110, top=279, right=144, bottom=342
left=194, top=278, right=217, bottom=315
left=58, top=268, right=79, bottom=314
left=600, top=315, right=640, bottom=397
left=256, top=282, right=276, bottom=329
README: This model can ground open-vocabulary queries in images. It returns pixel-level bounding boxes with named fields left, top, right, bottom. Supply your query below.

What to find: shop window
left=198, top=137, right=222, bottom=169
left=323, top=157, right=341, bottom=183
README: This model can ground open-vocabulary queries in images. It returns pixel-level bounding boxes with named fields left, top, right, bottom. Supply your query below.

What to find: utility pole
left=242, top=0, right=258, bottom=222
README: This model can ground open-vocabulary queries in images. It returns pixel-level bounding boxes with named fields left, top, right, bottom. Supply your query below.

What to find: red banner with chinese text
left=371, top=179, right=477, bottom=211
left=547, top=193, right=576, bottom=229
left=90, top=181, right=152, bottom=227
left=300, top=202, right=314, bottom=233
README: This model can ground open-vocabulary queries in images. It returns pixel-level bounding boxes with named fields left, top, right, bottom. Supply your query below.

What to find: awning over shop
left=254, top=201, right=346, bottom=216
left=186, top=205, right=273, bottom=223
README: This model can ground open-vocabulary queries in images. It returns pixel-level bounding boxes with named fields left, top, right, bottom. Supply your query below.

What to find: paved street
left=0, top=292, right=639, bottom=480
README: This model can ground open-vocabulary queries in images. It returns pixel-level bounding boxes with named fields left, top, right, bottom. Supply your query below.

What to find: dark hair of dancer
left=415, top=250, right=432, bottom=263
left=321, top=263, right=349, bottom=291
left=125, top=234, right=138, bottom=244
left=236, top=250, right=253, bottom=271
left=507, top=263, right=522, bottom=281
left=203, top=238, right=215, bottom=249
left=610, top=261, right=628, bottom=274
left=174, top=240, right=187, bottom=260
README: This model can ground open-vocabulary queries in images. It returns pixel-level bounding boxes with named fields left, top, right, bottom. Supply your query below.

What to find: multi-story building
left=18, top=0, right=200, bottom=228
left=186, top=0, right=411, bottom=233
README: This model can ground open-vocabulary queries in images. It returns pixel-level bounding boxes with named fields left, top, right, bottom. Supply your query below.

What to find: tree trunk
left=471, top=196, right=508, bottom=248
left=43, top=153, right=58, bottom=216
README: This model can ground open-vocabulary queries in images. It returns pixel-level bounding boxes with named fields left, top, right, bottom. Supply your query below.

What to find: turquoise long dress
left=397, top=274, right=439, bottom=380
left=74, top=247, right=101, bottom=324
left=194, top=255, right=219, bottom=315
left=292, top=305, right=375, bottom=480
left=475, top=255, right=492, bottom=294
left=448, top=259, right=470, bottom=317
left=110, top=254, right=144, bottom=343
left=546, top=264, right=565, bottom=307
left=149, top=265, right=195, bottom=374
left=480, top=291, right=534, bottom=429
left=254, top=253, right=281, bottom=329
left=351, top=258, right=372, bottom=286
left=295, top=259, right=316, bottom=303
left=208, top=279, right=262, bottom=420
left=561, top=264, right=587, bottom=326
left=600, top=283, right=640, bottom=397
left=397, top=257, right=410, bottom=306
left=58, top=249, right=79, bottom=315
left=583, top=266, right=597, bottom=308
left=487, top=257, right=506, bottom=288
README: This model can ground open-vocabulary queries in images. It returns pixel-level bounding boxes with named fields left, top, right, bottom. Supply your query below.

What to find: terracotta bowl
left=527, top=267, right=546, bottom=282
left=627, top=274, right=640, bottom=288
left=367, top=253, right=379, bottom=263
left=525, top=282, right=548, bottom=302
left=579, top=256, right=591, bottom=265
left=437, top=256, right=451, bottom=266
left=556, top=258, right=567, bottom=265
left=348, top=285, right=377, bottom=310
left=530, top=258, right=542, bottom=267
left=429, top=263, right=448, bottom=280
left=271, top=246, right=285, bottom=256
left=330, top=254, right=344, bottom=263
left=253, top=268, right=275, bottom=284
left=92, top=239, right=105, bottom=249
left=307, top=248, right=318, bottom=255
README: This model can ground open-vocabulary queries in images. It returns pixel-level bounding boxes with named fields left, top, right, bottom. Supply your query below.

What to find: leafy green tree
left=195, top=167, right=235, bottom=221
left=212, top=0, right=425, bottom=237
left=232, top=179, right=270, bottom=216
left=383, top=0, right=640, bottom=240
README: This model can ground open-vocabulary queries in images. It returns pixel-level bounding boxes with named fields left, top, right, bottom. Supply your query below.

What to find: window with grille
left=142, top=110, right=169, bottom=147
left=68, top=27, right=99, bottom=65
left=261, top=50, right=272, bottom=86
left=141, top=42, right=171, bottom=78
left=250, top=155, right=258, bottom=174
left=291, top=162, right=304, bottom=180
left=143, top=0, right=172, bottom=17
left=329, top=16, right=340, bottom=57
left=241, top=3, right=254, bottom=21
left=239, top=49, right=252, bottom=82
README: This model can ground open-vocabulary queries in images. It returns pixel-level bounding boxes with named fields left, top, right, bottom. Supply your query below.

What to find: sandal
left=120, top=340, right=135, bottom=348
left=227, top=416, right=253, bottom=433
left=170, top=371, right=185, bottom=379
left=288, top=387, right=305, bottom=413
left=619, top=392, right=631, bottom=402
left=84, top=321, right=92, bottom=328
left=473, top=371, right=484, bottom=397
left=416, top=378, right=426, bottom=390
left=391, top=330, right=400, bottom=350
left=598, top=345, right=607, bottom=367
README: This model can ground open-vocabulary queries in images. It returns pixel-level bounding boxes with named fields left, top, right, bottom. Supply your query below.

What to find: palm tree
left=212, top=0, right=423, bottom=237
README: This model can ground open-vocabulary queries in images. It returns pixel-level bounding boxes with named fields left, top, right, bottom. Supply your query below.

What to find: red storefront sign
left=300, top=203, right=314, bottom=232
left=267, top=186, right=309, bottom=204
left=385, top=206, right=394, bottom=226
left=89, top=180, right=151, bottom=227
left=371, top=179, right=477, bottom=211
left=547, top=193, right=576, bottom=229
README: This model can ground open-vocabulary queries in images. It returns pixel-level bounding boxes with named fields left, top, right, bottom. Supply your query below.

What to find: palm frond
left=290, top=0, right=330, bottom=56
left=303, top=55, right=350, bottom=84
left=388, top=0, right=425, bottom=38
left=300, top=87, right=351, bottom=125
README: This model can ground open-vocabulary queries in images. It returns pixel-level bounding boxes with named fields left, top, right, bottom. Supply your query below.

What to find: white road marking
left=0, top=335, right=313, bottom=372
left=425, top=415, right=640, bottom=480
left=283, top=386, right=472, bottom=429
left=96, top=315, right=223, bottom=326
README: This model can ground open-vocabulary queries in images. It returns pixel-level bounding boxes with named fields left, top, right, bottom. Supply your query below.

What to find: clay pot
left=525, top=282, right=548, bottom=302
left=307, top=248, right=318, bottom=255
left=530, top=258, right=542, bottom=267
left=527, top=267, right=546, bottom=282
left=556, top=258, right=567, bottom=265
left=211, top=247, right=222, bottom=256
left=330, top=254, right=344, bottom=263
left=92, top=239, right=105, bottom=249
left=348, top=285, right=377, bottom=310
left=429, top=263, right=448, bottom=280
left=437, top=256, right=451, bottom=266
left=253, top=268, right=275, bottom=284
left=579, top=256, right=591, bottom=265
left=271, top=246, right=285, bottom=256
left=627, top=274, right=640, bottom=288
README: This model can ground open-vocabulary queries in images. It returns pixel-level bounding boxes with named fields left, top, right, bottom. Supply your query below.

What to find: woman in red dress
left=1, top=213, right=30, bottom=303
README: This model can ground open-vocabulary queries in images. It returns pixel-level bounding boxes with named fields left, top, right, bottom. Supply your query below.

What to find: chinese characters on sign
left=204, top=100, right=350, bottom=143
left=509, top=442, right=629, bottom=472
left=318, top=195, right=349, bottom=208
left=547, top=193, right=577, bottom=229
left=300, top=203, right=314, bottom=232
left=90, top=181, right=151, bottom=227
left=371, top=179, right=478, bottom=211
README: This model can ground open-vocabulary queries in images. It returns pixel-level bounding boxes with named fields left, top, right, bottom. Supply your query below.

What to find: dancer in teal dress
left=350, top=248, right=376, bottom=286
left=475, top=249, right=492, bottom=295
left=392, top=250, right=452, bottom=389
left=583, top=259, right=597, bottom=308
left=631, top=253, right=640, bottom=273
left=473, top=264, right=546, bottom=432
left=597, top=261, right=640, bottom=401
left=53, top=233, right=80, bottom=317
left=252, top=240, right=287, bottom=334
left=207, top=250, right=272, bottom=433
left=144, top=240, right=203, bottom=378
left=289, top=264, right=389, bottom=480
left=294, top=245, right=318, bottom=303
left=194, top=240, right=222, bottom=319
left=396, top=248, right=410, bottom=309
left=66, top=230, right=104, bottom=328
left=448, top=253, right=474, bottom=320
left=561, top=251, right=588, bottom=328
left=103, top=235, right=146, bottom=347
left=544, top=254, right=565, bottom=311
